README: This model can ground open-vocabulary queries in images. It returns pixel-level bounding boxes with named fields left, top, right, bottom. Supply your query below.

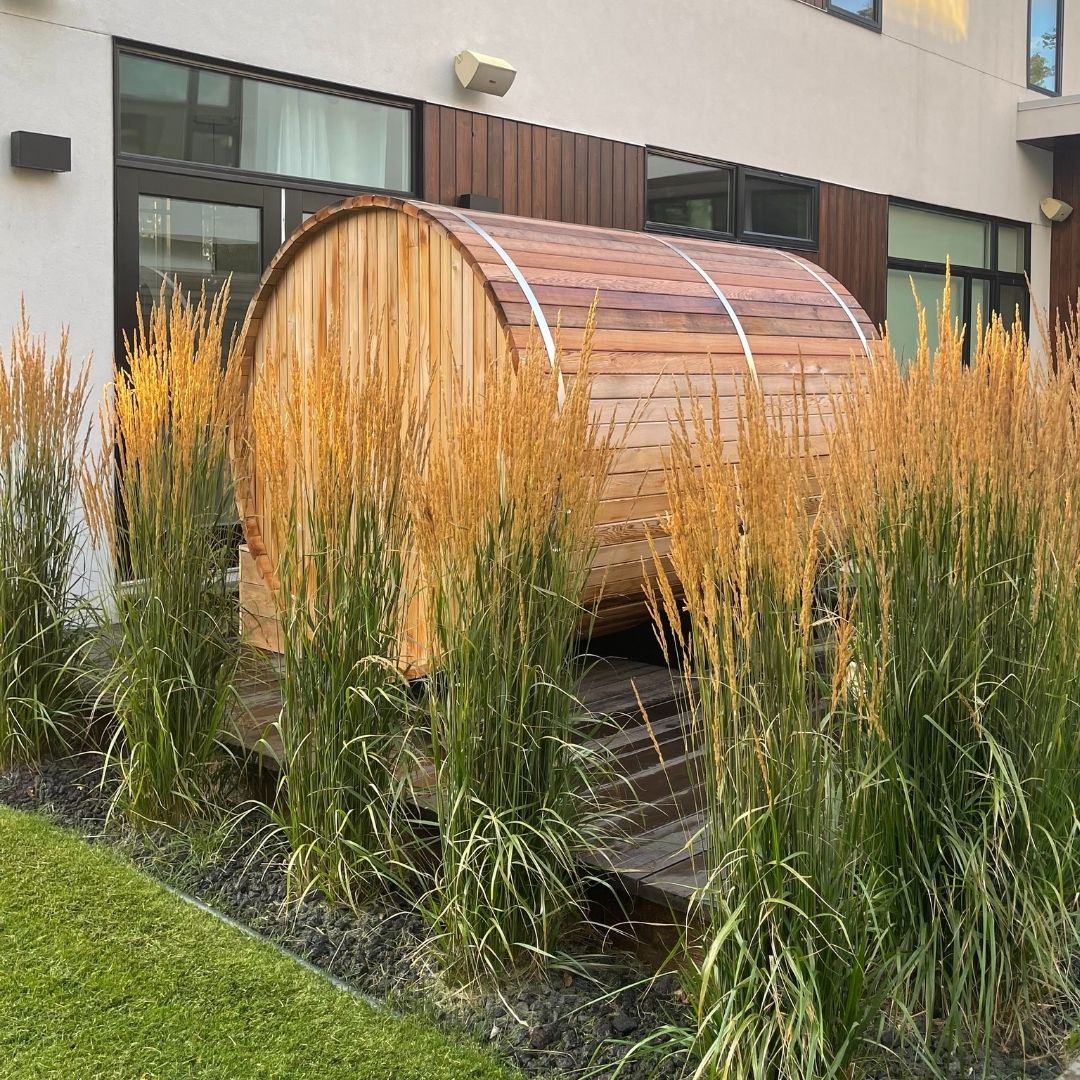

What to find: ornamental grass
left=252, top=323, right=425, bottom=904
left=415, top=318, right=615, bottom=983
left=0, top=305, right=91, bottom=765
left=645, top=377, right=884, bottom=1080
left=827, top=283, right=1080, bottom=1058
left=646, top=279, right=1080, bottom=1079
left=83, top=283, right=242, bottom=826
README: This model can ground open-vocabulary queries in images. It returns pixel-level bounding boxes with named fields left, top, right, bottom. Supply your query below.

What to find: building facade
left=1, top=0, right=1078, bottom=584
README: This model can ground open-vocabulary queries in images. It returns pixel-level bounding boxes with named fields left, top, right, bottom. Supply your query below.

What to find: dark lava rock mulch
left=0, top=756, right=687, bottom=1079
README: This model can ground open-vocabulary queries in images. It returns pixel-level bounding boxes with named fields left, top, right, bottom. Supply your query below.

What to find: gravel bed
left=0, top=755, right=1070, bottom=1080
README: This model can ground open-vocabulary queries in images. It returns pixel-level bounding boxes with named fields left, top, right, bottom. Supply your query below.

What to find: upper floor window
left=827, top=0, right=882, bottom=30
left=1028, top=0, right=1063, bottom=95
left=117, top=51, right=414, bottom=192
left=646, top=150, right=818, bottom=249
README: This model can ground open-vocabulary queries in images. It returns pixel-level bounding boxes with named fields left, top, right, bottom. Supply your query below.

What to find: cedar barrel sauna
left=234, top=194, right=877, bottom=662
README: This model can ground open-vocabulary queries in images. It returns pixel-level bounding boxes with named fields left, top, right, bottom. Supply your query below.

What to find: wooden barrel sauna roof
left=235, top=195, right=877, bottom=656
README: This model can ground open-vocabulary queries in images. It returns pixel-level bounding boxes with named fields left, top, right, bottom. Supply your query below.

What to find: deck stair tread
left=232, top=655, right=703, bottom=911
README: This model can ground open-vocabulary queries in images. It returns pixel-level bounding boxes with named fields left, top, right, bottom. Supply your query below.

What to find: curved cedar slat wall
left=234, top=194, right=877, bottom=661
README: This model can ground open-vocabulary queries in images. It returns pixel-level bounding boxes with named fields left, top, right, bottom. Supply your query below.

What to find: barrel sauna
left=234, top=194, right=877, bottom=663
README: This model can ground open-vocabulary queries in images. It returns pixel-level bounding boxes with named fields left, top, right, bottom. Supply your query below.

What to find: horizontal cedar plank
left=567, top=355, right=860, bottom=379
left=487, top=265, right=835, bottom=296
left=601, top=438, right=849, bottom=476
left=606, top=412, right=833, bottom=448
left=498, top=296, right=853, bottom=323
left=550, top=327, right=864, bottom=354
left=588, top=370, right=846, bottom=399
left=595, top=492, right=670, bottom=524
left=489, top=280, right=858, bottom=313
left=588, top=395, right=840, bottom=423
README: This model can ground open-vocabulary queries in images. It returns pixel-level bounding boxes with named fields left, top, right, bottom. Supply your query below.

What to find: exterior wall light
left=454, top=51, right=517, bottom=96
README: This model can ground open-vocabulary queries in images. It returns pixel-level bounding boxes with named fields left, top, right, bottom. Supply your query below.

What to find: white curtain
left=239, top=81, right=407, bottom=190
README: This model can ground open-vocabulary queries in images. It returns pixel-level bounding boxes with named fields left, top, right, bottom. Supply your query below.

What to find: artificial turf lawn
left=0, top=807, right=517, bottom=1080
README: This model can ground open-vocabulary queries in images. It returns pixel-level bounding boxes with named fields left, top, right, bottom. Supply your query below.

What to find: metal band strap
left=651, top=235, right=759, bottom=385
left=446, top=208, right=558, bottom=365
left=776, top=250, right=872, bottom=360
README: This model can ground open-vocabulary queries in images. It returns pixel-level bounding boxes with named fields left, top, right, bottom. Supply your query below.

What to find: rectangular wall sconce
left=10, top=131, right=71, bottom=173
left=457, top=193, right=500, bottom=213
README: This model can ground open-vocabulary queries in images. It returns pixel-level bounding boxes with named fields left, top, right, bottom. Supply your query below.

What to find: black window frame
left=114, top=41, right=422, bottom=197
left=1027, top=0, right=1064, bottom=96
left=886, top=197, right=1031, bottom=366
left=643, top=148, right=736, bottom=242
left=826, top=0, right=883, bottom=32
left=644, top=148, right=819, bottom=250
left=738, top=166, right=820, bottom=250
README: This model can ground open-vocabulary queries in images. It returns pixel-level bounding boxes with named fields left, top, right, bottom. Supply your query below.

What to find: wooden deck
left=235, top=657, right=706, bottom=912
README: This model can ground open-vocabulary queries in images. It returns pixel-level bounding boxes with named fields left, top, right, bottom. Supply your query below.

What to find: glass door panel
left=137, top=194, right=262, bottom=351
left=116, top=169, right=280, bottom=362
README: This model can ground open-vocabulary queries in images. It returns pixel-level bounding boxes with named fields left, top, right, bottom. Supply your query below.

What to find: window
left=646, top=150, right=818, bottom=248
left=118, top=51, right=414, bottom=191
left=886, top=202, right=1030, bottom=366
left=741, top=169, right=817, bottom=246
left=1028, top=0, right=1063, bottom=94
left=646, top=153, right=734, bottom=237
left=827, top=0, right=882, bottom=30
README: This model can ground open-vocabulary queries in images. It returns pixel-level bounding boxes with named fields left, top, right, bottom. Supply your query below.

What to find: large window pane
left=119, top=52, right=412, bottom=191
left=1029, top=0, right=1061, bottom=94
left=888, top=204, right=990, bottom=268
left=886, top=269, right=964, bottom=368
left=646, top=154, right=733, bottom=235
left=137, top=195, right=261, bottom=354
left=997, top=225, right=1026, bottom=273
left=742, top=172, right=816, bottom=244
left=998, top=282, right=1029, bottom=332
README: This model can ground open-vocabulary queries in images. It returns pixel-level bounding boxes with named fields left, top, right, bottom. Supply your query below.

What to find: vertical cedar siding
left=421, top=104, right=885, bottom=327
left=1051, top=141, right=1080, bottom=333
left=816, top=183, right=889, bottom=328
left=422, top=104, right=644, bottom=231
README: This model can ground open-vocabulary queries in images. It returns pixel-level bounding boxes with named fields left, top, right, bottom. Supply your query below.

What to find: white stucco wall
left=0, top=0, right=1065, bottom=588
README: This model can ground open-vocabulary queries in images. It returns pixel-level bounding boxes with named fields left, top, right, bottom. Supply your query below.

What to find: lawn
left=0, top=807, right=517, bottom=1080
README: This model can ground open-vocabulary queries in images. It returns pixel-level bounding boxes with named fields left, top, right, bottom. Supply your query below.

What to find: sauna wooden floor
left=235, top=657, right=705, bottom=911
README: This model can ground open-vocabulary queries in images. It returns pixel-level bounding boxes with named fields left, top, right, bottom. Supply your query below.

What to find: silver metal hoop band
left=651, top=234, right=759, bottom=384
left=775, top=250, right=872, bottom=360
left=446, top=208, right=558, bottom=365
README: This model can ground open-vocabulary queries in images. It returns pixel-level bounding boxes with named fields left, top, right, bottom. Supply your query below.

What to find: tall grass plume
left=84, top=283, right=242, bottom=825
left=827, top=280, right=1080, bottom=1057
left=252, top=322, right=425, bottom=903
left=0, top=304, right=91, bottom=764
left=415, top=318, right=615, bottom=983
left=645, top=376, right=883, bottom=1080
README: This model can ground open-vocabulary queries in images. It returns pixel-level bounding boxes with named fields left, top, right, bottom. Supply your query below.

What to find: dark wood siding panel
left=816, top=182, right=888, bottom=328
left=1051, top=141, right=1080, bottom=328
left=422, top=104, right=643, bottom=230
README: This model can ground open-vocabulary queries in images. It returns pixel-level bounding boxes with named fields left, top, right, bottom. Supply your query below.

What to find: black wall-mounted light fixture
left=10, top=131, right=71, bottom=173
left=457, top=193, right=501, bottom=213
